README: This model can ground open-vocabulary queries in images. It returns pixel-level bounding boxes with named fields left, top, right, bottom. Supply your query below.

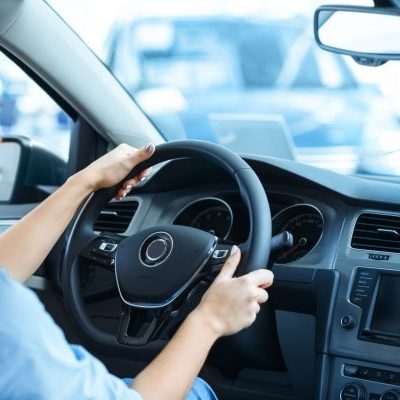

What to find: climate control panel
left=340, top=383, right=400, bottom=400
left=330, top=358, right=400, bottom=399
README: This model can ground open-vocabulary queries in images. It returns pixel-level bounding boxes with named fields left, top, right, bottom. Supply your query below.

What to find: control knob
left=340, top=383, right=366, bottom=400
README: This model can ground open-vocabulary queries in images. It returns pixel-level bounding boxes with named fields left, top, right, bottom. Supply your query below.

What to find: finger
left=115, top=188, right=128, bottom=200
left=255, top=288, right=269, bottom=304
left=246, top=269, right=274, bottom=288
left=122, top=167, right=153, bottom=189
left=252, top=302, right=261, bottom=314
left=121, top=177, right=139, bottom=191
left=215, top=246, right=241, bottom=281
left=137, top=167, right=153, bottom=180
left=116, top=168, right=153, bottom=200
left=132, top=143, right=155, bottom=163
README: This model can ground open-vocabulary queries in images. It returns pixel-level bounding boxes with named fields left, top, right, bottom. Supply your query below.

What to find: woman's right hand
left=193, top=246, right=274, bottom=337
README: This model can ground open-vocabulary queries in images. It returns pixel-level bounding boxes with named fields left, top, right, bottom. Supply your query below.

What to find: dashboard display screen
left=370, top=274, right=400, bottom=335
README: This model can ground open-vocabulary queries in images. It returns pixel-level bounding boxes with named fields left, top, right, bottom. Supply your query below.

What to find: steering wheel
left=62, top=141, right=271, bottom=353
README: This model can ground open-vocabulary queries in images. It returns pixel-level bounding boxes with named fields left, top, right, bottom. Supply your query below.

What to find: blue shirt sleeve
left=0, top=268, right=142, bottom=400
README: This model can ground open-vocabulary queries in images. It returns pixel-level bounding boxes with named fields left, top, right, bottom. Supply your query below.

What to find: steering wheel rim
left=62, top=140, right=271, bottom=351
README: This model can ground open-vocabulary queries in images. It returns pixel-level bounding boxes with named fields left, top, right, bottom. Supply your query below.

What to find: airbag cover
left=115, top=225, right=216, bottom=307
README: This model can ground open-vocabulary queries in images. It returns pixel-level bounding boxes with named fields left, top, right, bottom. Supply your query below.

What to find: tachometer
left=272, top=204, right=323, bottom=264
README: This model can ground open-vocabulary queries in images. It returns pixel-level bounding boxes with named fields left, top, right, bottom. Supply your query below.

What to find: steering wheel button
left=99, top=242, right=118, bottom=252
left=212, top=249, right=229, bottom=259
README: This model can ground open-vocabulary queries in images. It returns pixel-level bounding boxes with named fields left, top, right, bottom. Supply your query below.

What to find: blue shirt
left=0, top=268, right=142, bottom=400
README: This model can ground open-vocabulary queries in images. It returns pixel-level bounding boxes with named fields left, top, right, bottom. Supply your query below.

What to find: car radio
left=350, top=267, right=400, bottom=347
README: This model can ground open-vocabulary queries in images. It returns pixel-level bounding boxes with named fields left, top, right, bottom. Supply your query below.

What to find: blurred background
left=2, top=0, right=400, bottom=177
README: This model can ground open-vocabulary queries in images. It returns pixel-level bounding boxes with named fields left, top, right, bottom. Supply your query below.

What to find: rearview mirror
left=0, top=136, right=67, bottom=203
left=314, top=5, right=400, bottom=65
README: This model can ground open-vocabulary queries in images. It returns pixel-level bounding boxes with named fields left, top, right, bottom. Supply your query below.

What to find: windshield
left=49, top=0, right=400, bottom=177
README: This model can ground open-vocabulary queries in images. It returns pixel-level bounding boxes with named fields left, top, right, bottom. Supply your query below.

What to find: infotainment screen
left=370, top=274, right=400, bottom=335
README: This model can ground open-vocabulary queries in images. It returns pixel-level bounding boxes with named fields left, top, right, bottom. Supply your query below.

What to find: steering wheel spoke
left=80, top=232, right=123, bottom=270
left=117, top=306, right=160, bottom=346
left=201, top=240, right=234, bottom=279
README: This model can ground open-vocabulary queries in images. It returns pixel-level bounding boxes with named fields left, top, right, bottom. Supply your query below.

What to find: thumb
left=215, top=246, right=241, bottom=281
left=134, top=143, right=155, bottom=162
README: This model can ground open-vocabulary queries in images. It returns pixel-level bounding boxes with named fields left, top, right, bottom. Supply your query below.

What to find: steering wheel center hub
left=115, top=225, right=217, bottom=308
left=140, top=232, right=173, bottom=267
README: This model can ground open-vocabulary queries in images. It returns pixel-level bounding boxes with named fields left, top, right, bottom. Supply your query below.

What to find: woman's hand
left=1, top=143, right=155, bottom=282
left=193, top=246, right=273, bottom=337
left=132, top=246, right=273, bottom=400
left=78, top=143, right=155, bottom=199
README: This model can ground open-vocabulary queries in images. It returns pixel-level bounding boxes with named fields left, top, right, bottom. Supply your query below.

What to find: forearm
left=132, top=310, right=219, bottom=400
left=0, top=170, right=93, bottom=282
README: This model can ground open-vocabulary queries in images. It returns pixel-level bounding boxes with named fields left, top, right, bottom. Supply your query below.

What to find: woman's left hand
left=80, top=143, right=155, bottom=199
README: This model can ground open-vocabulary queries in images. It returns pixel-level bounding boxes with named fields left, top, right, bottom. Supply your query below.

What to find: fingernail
left=126, top=184, right=133, bottom=190
left=122, top=190, right=127, bottom=198
left=230, top=245, right=238, bottom=256
left=145, top=143, right=154, bottom=153
left=140, top=176, right=146, bottom=182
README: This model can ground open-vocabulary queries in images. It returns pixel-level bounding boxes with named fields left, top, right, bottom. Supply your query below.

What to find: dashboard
left=117, top=154, right=400, bottom=400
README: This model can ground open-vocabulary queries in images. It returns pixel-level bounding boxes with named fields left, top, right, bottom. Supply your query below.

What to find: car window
left=0, top=52, right=71, bottom=160
left=49, top=0, right=400, bottom=178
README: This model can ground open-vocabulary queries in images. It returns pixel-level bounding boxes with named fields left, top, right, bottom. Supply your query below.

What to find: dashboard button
left=358, top=367, right=370, bottom=378
left=344, top=364, right=359, bottom=377
left=372, top=369, right=384, bottom=380
left=341, top=315, right=357, bottom=330
left=386, top=372, right=397, bottom=383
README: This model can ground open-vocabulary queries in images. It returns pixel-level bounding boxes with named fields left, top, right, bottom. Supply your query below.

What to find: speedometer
left=191, top=206, right=232, bottom=238
left=272, top=204, right=324, bottom=264
left=174, top=197, right=234, bottom=239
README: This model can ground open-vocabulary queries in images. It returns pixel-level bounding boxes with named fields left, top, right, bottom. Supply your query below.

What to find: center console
left=270, top=208, right=400, bottom=400
left=330, top=265, right=400, bottom=399
left=329, top=210, right=400, bottom=400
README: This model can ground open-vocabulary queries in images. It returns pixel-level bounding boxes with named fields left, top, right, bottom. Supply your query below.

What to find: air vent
left=351, top=213, right=400, bottom=253
left=94, top=200, right=139, bottom=233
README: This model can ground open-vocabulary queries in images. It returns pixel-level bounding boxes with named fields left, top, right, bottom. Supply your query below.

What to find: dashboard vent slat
left=94, top=200, right=139, bottom=233
left=351, top=213, right=400, bottom=253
